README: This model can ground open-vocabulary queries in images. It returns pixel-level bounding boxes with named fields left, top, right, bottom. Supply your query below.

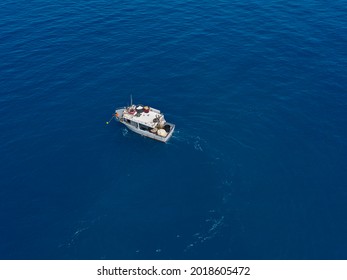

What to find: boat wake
left=171, top=130, right=206, bottom=152
left=59, top=216, right=102, bottom=250
left=193, top=136, right=204, bottom=152
left=184, top=212, right=225, bottom=252
left=122, top=128, right=128, bottom=137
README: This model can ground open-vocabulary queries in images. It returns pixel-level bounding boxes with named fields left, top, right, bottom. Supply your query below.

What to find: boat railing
left=151, top=108, right=161, bottom=114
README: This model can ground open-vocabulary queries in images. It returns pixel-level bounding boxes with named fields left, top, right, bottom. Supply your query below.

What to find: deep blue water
left=1, top=0, right=347, bottom=260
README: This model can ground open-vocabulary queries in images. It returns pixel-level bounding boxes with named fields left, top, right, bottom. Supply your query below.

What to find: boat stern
left=163, top=122, right=175, bottom=143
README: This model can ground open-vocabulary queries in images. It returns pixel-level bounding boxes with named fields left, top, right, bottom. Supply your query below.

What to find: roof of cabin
left=123, top=107, right=163, bottom=128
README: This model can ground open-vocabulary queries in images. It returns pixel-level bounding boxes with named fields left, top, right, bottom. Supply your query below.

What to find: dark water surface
left=1, top=0, right=346, bottom=259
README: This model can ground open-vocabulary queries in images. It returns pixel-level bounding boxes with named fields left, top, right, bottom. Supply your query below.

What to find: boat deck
left=123, top=108, right=162, bottom=129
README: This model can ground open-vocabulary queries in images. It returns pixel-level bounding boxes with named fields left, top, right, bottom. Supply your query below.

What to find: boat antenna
left=130, top=95, right=133, bottom=106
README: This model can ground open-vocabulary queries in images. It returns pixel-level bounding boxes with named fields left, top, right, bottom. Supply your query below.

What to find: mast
left=130, top=95, right=133, bottom=106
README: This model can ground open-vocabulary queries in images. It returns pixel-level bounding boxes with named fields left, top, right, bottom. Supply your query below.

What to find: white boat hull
left=123, top=122, right=175, bottom=143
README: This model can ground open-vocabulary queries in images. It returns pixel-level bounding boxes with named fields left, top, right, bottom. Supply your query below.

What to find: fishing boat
left=108, top=99, right=175, bottom=143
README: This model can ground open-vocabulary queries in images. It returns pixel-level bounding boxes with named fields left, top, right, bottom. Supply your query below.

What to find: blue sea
left=1, top=0, right=347, bottom=260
